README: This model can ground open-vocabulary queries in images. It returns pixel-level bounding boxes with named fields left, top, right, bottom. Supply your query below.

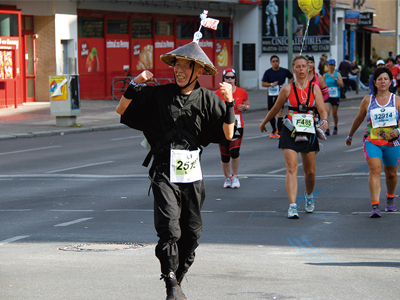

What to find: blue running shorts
left=363, top=140, right=400, bottom=167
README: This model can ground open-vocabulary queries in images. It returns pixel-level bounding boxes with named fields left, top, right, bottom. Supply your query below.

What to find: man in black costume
left=116, top=40, right=235, bottom=300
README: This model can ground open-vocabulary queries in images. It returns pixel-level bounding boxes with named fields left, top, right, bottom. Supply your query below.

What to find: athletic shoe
left=276, top=133, right=281, bottom=139
left=370, top=204, right=381, bottom=218
left=223, top=177, right=231, bottom=188
left=325, top=129, right=330, bottom=136
left=269, top=129, right=278, bottom=138
left=231, top=175, right=240, bottom=188
left=385, top=197, right=396, bottom=212
left=333, top=128, right=338, bottom=135
left=304, top=192, right=315, bottom=213
left=287, top=204, right=299, bottom=219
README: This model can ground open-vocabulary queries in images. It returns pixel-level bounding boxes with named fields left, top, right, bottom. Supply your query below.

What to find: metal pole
left=287, top=0, right=293, bottom=69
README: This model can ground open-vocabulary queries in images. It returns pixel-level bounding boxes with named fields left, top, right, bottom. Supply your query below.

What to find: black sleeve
left=120, top=86, right=152, bottom=131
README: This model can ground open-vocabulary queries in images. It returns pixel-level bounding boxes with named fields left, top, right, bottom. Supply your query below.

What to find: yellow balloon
left=298, top=0, right=323, bottom=19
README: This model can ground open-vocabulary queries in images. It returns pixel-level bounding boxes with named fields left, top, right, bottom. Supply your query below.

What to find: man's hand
left=219, top=82, right=233, bottom=103
left=134, top=70, right=154, bottom=84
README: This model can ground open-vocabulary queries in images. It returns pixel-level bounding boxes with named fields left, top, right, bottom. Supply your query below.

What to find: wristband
left=225, top=100, right=235, bottom=107
left=321, top=119, right=328, bottom=123
left=224, top=105, right=235, bottom=124
left=397, top=128, right=400, bottom=135
left=347, top=135, right=353, bottom=140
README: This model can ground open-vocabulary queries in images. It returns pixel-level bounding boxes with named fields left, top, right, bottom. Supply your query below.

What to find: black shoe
left=162, top=272, right=187, bottom=300
left=325, top=129, right=330, bottom=136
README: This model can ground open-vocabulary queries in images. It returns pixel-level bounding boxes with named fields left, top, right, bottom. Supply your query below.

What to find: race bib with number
left=170, top=149, right=202, bottom=183
left=268, top=85, right=280, bottom=96
left=235, top=114, right=242, bottom=128
left=292, top=114, right=315, bottom=134
left=328, top=86, right=339, bottom=98
left=370, top=107, right=397, bottom=128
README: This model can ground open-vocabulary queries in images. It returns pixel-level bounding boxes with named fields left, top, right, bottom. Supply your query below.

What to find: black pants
left=151, top=163, right=205, bottom=277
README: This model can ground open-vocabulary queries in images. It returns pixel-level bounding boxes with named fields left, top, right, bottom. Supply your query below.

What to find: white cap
left=377, top=59, right=385, bottom=66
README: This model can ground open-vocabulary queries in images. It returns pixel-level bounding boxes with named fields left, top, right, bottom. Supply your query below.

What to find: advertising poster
left=262, top=0, right=330, bottom=53
left=106, top=38, right=130, bottom=72
left=154, top=36, right=175, bottom=78
left=132, top=39, right=154, bottom=73
left=0, top=50, right=13, bottom=79
left=49, top=75, right=68, bottom=101
left=78, top=39, right=104, bottom=74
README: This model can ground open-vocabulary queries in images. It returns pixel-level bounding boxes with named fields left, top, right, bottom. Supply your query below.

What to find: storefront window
left=215, top=21, right=231, bottom=39
left=0, top=13, right=19, bottom=37
left=23, top=16, right=33, bottom=31
left=107, top=19, right=128, bottom=35
left=132, top=19, right=152, bottom=38
left=155, top=21, right=173, bottom=35
left=78, top=17, right=104, bottom=38
left=177, top=21, right=194, bottom=39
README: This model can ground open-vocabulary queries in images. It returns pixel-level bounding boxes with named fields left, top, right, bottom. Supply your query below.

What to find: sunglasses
left=225, top=76, right=235, bottom=79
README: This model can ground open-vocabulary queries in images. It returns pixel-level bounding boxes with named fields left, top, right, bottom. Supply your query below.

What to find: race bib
left=170, top=149, right=202, bottom=183
left=328, top=86, right=339, bottom=98
left=370, top=107, right=397, bottom=128
left=235, top=114, right=242, bottom=128
left=268, top=85, right=280, bottom=96
left=393, top=79, right=398, bottom=87
left=292, top=114, right=315, bottom=134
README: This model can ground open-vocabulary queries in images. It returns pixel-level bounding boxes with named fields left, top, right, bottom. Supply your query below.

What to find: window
left=22, top=16, right=33, bottom=31
left=78, top=17, right=104, bottom=38
left=155, top=21, right=173, bottom=35
left=0, top=13, right=19, bottom=37
left=177, top=21, right=194, bottom=39
left=132, top=19, right=152, bottom=38
left=215, top=21, right=231, bottom=39
left=107, top=19, right=128, bottom=35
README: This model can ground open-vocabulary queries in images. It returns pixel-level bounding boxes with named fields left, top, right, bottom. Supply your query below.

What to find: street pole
left=287, top=0, right=293, bottom=69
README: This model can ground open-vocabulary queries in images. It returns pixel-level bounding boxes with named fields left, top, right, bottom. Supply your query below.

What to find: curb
left=0, top=124, right=128, bottom=141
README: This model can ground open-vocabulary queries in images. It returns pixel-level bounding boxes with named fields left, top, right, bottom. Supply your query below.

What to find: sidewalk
left=0, top=89, right=369, bottom=140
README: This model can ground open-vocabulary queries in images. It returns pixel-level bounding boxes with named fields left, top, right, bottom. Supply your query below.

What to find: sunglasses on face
left=225, top=76, right=235, bottom=79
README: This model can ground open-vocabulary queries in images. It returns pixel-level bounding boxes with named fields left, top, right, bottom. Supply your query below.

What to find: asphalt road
left=1, top=99, right=400, bottom=300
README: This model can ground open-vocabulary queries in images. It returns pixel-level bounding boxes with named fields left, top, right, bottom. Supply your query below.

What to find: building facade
left=1, top=0, right=395, bottom=107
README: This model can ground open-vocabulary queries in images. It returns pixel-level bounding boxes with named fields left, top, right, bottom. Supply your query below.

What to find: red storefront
left=0, top=8, right=23, bottom=109
left=77, top=9, right=233, bottom=100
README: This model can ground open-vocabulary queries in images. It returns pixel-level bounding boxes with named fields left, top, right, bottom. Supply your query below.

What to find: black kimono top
left=121, top=82, right=228, bottom=165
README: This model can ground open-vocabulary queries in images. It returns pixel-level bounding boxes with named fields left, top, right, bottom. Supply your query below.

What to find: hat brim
left=160, top=42, right=218, bottom=75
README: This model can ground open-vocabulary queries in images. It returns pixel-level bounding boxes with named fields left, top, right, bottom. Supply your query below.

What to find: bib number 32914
left=170, top=149, right=203, bottom=183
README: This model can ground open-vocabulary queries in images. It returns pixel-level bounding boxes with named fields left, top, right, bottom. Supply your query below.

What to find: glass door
left=24, top=34, right=36, bottom=102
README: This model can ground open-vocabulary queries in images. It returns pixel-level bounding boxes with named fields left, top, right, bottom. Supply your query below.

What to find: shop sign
left=345, top=10, right=360, bottom=24
left=0, top=38, right=18, bottom=50
left=359, top=12, right=373, bottom=27
left=262, top=0, right=330, bottom=53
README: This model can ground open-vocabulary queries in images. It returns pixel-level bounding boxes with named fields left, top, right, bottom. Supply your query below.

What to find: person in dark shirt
left=116, top=41, right=235, bottom=300
left=338, top=55, right=356, bottom=98
left=261, top=55, right=294, bottom=138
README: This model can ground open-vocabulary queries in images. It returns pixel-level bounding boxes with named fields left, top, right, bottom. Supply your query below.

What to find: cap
left=377, top=59, right=385, bottom=66
left=387, top=57, right=396, bottom=64
left=305, top=54, right=315, bottom=62
left=160, top=42, right=217, bottom=75
left=327, top=59, right=336, bottom=65
left=222, top=68, right=236, bottom=81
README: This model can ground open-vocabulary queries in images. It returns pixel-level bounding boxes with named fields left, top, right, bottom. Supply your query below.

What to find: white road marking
left=0, top=146, right=61, bottom=156
left=0, top=235, right=30, bottom=246
left=54, top=217, right=93, bottom=227
left=110, top=136, right=144, bottom=141
left=243, top=135, right=267, bottom=140
left=49, top=210, right=94, bottom=212
left=268, top=164, right=302, bottom=174
left=344, top=146, right=363, bottom=152
left=0, top=209, right=33, bottom=212
left=45, top=161, right=114, bottom=173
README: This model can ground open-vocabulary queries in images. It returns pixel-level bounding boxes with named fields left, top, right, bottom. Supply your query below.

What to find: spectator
left=387, top=57, right=399, bottom=94
left=318, top=54, right=328, bottom=75
left=349, top=61, right=369, bottom=91
left=368, top=60, right=386, bottom=95
left=338, top=55, right=354, bottom=98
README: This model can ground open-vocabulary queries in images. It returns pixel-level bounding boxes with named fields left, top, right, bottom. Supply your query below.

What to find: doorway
left=22, top=15, right=36, bottom=102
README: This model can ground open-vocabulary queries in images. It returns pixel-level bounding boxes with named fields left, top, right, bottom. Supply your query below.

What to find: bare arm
left=346, top=96, right=370, bottom=145
left=313, top=85, right=328, bottom=130
left=219, top=82, right=235, bottom=140
left=260, top=84, right=290, bottom=132
left=116, top=70, right=154, bottom=115
left=336, top=73, right=344, bottom=88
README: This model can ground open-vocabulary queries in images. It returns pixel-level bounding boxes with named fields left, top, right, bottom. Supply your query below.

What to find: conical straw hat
left=160, top=41, right=218, bottom=75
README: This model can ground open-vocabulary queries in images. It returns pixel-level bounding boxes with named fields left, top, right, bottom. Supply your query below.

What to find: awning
left=361, top=26, right=396, bottom=37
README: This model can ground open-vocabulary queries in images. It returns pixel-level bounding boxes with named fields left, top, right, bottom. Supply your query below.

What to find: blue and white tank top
left=325, top=71, right=340, bottom=98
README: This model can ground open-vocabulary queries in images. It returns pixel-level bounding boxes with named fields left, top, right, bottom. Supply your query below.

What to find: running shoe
left=370, top=204, right=381, bottom=218
left=304, top=192, right=315, bottom=213
left=223, top=177, right=231, bottom=188
left=287, top=204, right=299, bottom=219
left=231, top=175, right=240, bottom=188
left=333, top=127, right=338, bottom=135
left=325, top=129, right=330, bottom=136
left=269, top=129, right=278, bottom=138
left=276, top=133, right=281, bottom=139
left=385, top=197, right=396, bottom=212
